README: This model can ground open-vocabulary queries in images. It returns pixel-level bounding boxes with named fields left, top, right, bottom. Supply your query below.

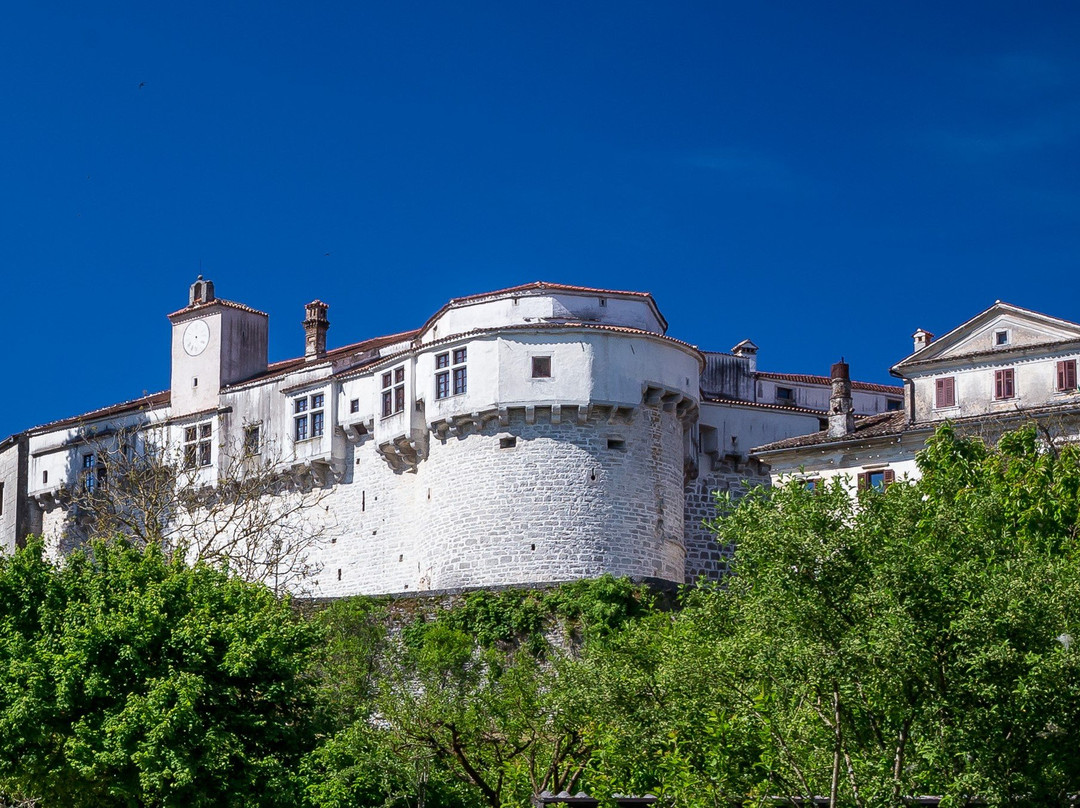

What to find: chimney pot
left=827, top=359, right=855, bottom=437
left=303, top=300, right=330, bottom=360
left=912, top=328, right=934, bottom=353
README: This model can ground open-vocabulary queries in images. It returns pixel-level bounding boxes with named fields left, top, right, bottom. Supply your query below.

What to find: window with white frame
left=184, top=422, right=212, bottom=468
left=935, top=377, right=956, bottom=408
left=1057, top=359, right=1077, bottom=392
left=994, top=368, right=1015, bottom=400
left=82, top=453, right=105, bottom=491
left=435, top=348, right=467, bottom=399
left=294, top=393, right=325, bottom=441
left=382, top=367, right=406, bottom=417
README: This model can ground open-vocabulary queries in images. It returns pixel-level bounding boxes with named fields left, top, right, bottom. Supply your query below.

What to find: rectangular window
left=244, top=425, right=261, bottom=456
left=435, top=352, right=450, bottom=400
left=184, top=422, right=212, bottom=468
left=994, top=368, right=1015, bottom=400
left=935, top=377, right=956, bottom=408
left=995, top=330, right=1009, bottom=346
left=886, top=399, right=902, bottom=411
left=435, top=350, right=467, bottom=399
left=858, top=469, right=895, bottom=492
left=83, top=453, right=97, bottom=491
left=350, top=398, right=360, bottom=414
left=382, top=366, right=406, bottom=416
left=775, top=386, right=794, bottom=404
left=294, top=392, right=325, bottom=441
left=1057, top=360, right=1077, bottom=391
left=532, top=356, right=552, bottom=378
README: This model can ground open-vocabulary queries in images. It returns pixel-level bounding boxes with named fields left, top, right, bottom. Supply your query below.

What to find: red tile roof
left=418, top=281, right=668, bottom=336
left=341, top=321, right=702, bottom=379
left=449, top=281, right=653, bottom=303
left=27, top=390, right=172, bottom=435
left=756, top=371, right=903, bottom=396
left=751, top=410, right=910, bottom=454
left=167, top=298, right=268, bottom=319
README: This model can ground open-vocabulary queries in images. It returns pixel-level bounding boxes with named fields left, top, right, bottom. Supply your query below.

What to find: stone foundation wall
left=683, top=457, right=771, bottom=582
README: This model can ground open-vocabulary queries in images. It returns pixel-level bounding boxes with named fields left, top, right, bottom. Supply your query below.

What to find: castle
left=0, top=279, right=901, bottom=596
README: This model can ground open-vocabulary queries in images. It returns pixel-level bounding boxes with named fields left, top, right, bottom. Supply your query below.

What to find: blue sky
left=2, top=1, right=1078, bottom=436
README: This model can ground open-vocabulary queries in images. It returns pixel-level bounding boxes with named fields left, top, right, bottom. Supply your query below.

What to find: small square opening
left=531, top=356, right=552, bottom=378
left=607, top=438, right=626, bottom=450
left=995, top=330, right=1009, bottom=346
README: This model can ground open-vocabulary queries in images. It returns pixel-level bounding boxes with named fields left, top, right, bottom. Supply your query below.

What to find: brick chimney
left=303, top=300, right=330, bottom=360
left=912, top=328, right=934, bottom=353
left=828, top=359, right=855, bottom=437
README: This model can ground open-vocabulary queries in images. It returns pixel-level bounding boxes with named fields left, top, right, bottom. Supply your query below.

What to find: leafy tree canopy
left=0, top=537, right=323, bottom=807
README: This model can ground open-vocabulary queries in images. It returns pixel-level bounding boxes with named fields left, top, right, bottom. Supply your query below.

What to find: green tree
left=0, top=537, right=323, bottom=807
left=698, top=423, right=1080, bottom=805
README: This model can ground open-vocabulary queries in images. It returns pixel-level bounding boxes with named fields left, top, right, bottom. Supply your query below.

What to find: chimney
left=189, top=275, right=215, bottom=306
left=912, top=328, right=934, bottom=353
left=731, top=339, right=759, bottom=374
left=303, top=300, right=330, bottom=360
left=828, top=359, right=855, bottom=437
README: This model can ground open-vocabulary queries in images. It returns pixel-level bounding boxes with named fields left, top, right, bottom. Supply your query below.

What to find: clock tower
left=168, top=276, right=269, bottom=416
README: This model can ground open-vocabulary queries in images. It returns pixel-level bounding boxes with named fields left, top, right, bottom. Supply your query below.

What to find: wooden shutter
left=883, top=469, right=895, bottom=488
left=1058, top=360, right=1077, bottom=391
left=857, top=473, right=867, bottom=492
left=936, top=377, right=955, bottom=408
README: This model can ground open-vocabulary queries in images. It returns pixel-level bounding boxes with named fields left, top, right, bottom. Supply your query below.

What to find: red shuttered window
left=1057, top=360, right=1077, bottom=391
left=994, top=368, right=1015, bottom=400
left=935, top=377, right=955, bottom=408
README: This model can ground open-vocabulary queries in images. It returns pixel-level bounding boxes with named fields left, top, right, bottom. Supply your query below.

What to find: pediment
left=894, top=303, right=1080, bottom=371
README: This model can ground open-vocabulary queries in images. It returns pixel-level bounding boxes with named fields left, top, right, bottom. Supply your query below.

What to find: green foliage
left=306, top=577, right=656, bottom=808
left=0, top=537, right=322, bottom=807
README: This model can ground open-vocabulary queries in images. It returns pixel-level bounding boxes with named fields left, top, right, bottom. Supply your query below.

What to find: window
left=886, top=399, right=903, bottom=411
left=350, top=398, right=360, bottom=414
left=294, top=393, right=324, bottom=441
left=435, top=349, right=466, bottom=400
left=82, top=453, right=105, bottom=491
left=994, top=368, right=1015, bottom=400
left=382, top=367, right=406, bottom=416
left=532, top=356, right=551, bottom=378
left=775, top=386, right=794, bottom=404
left=935, top=377, right=956, bottom=408
left=995, top=330, right=1009, bottom=346
left=1057, top=360, right=1077, bottom=391
left=804, top=479, right=820, bottom=492
left=184, top=422, right=212, bottom=468
left=244, top=425, right=261, bottom=456
left=858, top=468, right=895, bottom=492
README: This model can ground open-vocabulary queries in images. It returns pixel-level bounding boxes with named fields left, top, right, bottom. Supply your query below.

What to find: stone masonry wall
left=683, top=457, right=771, bottom=582
left=305, top=402, right=687, bottom=597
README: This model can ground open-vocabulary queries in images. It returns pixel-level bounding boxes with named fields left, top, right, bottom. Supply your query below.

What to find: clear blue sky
left=3, top=1, right=1078, bottom=436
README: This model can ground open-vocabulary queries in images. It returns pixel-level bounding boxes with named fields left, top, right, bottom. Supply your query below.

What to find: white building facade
left=753, top=302, right=1080, bottom=493
left=0, top=279, right=901, bottom=596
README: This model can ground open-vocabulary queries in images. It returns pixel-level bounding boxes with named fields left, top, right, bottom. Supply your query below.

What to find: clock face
left=183, top=319, right=210, bottom=356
